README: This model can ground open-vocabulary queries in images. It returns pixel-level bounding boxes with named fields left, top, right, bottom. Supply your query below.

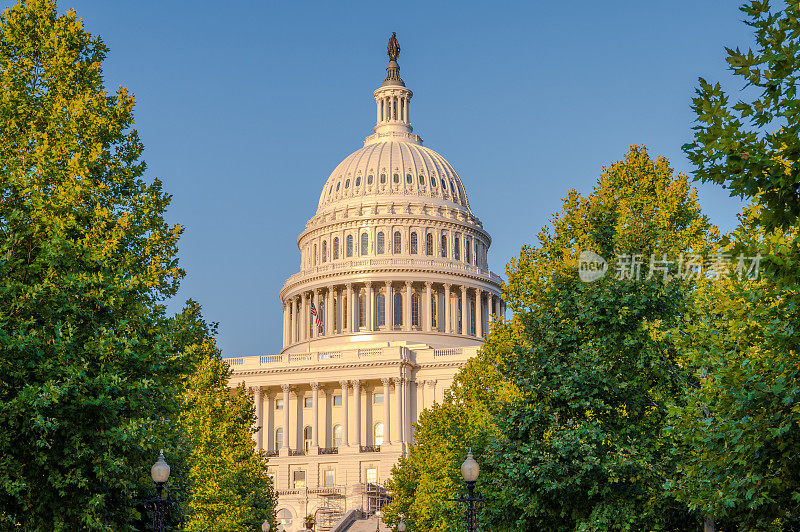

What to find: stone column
left=461, top=285, right=468, bottom=335
left=301, top=292, right=308, bottom=341
left=365, top=282, right=374, bottom=332
left=476, top=288, right=483, bottom=337
left=340, top=380, right=349, bottom=447
left=424, top=282, right=432, bottom=332
left=419, top=380, right=427, bottom=412
left=311, top=382, right=320, bottom=449
left=327, top=286, right=334, bottom=336
left=312, top=289, right=319, bottom=338
left=382, top=378, right=392, bottom=445
left=281, top=384, right=290, bottom=450
left=443, top=283, right=452, bottom=333
left=405, top=281, right=413, bottom=331
left=346, top=283, right=354, bottom=333
left=253, top=387, right=263, bottom=450
left=394, top=377, right=404, bottom=446
left=430, top=380, right=438, bottom=405
left=282, top=302, right=288, bottom=348
left=385, top=281, right=393, bottom=330
left=407, top=380, right=414, bottom=444
left=352, top=380, right=362, bottom=448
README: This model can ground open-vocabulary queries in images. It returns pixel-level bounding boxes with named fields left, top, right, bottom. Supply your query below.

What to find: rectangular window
left=293, top=470, right=306, bottom=489
left=276, top=399, right=284, bottom=410
left=374, top=393, right=384, bottom=404
left=304, top=397, right=313, bottom=408
left=333, top=395, right=342, bottom=406
left=366, top=467, right=378, bottom=484
left=324, top=469, right=335, bottom=487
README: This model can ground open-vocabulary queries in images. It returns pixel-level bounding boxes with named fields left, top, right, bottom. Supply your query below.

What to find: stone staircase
left=341, top=514, right=391, bottom=531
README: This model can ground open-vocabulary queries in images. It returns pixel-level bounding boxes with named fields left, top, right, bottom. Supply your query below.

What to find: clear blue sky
left=34, top=1, right=752, bottom=355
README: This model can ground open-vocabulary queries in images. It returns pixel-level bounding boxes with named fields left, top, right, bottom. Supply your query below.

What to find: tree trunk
left=704, top=517, right=715, bottom=532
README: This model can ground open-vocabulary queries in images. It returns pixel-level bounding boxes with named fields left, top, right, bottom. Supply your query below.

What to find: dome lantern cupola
left=367, top=33, right=418, bottom=146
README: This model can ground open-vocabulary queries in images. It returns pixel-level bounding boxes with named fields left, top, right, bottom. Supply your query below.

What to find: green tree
left=683, top=0, right=800, bottom=280
left=666, top=207, right=800, bottom=529
left=0, top=1, right=195, bottom=529
left=383, top=320, right=522, bottom=531
left=178, top=302, right=276, bottom=532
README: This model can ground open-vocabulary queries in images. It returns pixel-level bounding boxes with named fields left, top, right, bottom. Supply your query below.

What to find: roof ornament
left=387, top=32, right=400, bottom=61
left=383, top=32, right=405, bottom=86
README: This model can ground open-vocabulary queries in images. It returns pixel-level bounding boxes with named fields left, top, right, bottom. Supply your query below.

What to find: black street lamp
left=141, top=450, right=176, bottom=532
left=448, top=448, right=487, bottom=532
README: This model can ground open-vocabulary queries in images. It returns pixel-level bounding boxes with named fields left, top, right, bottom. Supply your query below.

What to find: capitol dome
left=278, top=36, right=503, bottom=354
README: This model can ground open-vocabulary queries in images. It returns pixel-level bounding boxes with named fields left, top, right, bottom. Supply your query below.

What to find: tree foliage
left=177, top=303, right=276, bottom=532
left=0, top=0, right=196, bottom=529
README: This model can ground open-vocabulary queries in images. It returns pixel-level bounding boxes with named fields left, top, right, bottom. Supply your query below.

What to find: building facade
left=227, top=37, right=504, bottom=531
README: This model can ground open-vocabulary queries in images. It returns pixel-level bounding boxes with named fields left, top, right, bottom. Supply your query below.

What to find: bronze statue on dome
left=387, top=32, right=400, bottom=61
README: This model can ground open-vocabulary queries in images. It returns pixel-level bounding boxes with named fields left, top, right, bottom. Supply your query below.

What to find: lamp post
left=262, top=519, right=270, bottom=532
left=142, top=450, right=175, bottom=532
left=375, top=509, right=382, bottom=532
left=397, top=517, right=406, bottom=531
left=448, top=448, right=487, bottom=532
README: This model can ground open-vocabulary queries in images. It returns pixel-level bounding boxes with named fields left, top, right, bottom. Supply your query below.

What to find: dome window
left=355, top=176, right=361, bottom=186
left=431, top=176, right=437, bottom=187
left=440, top=178, right=446, bottom=190
left=380, top=173, right=386, bottom=184
left=336, top=182, right=341, bottom=191
left=346, top=235, right=353, bottom=257
left=450, top=181, right=456, bottom=194
left=419, top=175, right=424, bottom=185
left=393, top=231, right=402, bottom=254
left=406, top=173, right=413, bottom=184
left=393, top=173, right=399, bottom=183
left=367, top=174, right=373, bottom=185
left=345, top=179, right=350, bottom=189
left=410, top=232, right=418, bottom=254
left=377, top=232, right=385, bottom=254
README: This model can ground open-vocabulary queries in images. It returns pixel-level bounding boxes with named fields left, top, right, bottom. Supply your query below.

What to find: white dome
left=317, top=140, right=471, bottom=214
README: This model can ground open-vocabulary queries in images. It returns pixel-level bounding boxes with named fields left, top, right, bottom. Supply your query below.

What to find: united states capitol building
left=227, top=35, right=504, bottom=531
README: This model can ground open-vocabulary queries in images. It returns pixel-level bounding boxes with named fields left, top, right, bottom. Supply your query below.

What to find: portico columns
left=461, top=285, right=468, bottom=335
left=404, top=281, right=412, bottom=331
left=340, top=380, right=350, bottom=447
left=444, top=283, right=452, bottom=333
left=311, top=382, right=320, bottom=448
left=281, top=384, right=290, bottom=450
left=282, top=303, right=288, bottom=347
left=365, top=282, right=374, bottom=332
left=293, top=297, right=300, bottom=343
left=476, top=288, right=483, bottom=337
left=302, top=293, right=308, bottom=340
left=253, top=387, right=263, bottom=450
left=425, top=282, right=432, bottom=332
left=382, top=378, right=392, bottom=444
left=352, top=380, right=362, bottom=447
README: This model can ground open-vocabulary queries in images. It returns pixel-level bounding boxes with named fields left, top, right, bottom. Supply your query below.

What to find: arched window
left=333, top=425, right=343, bottom=448
left=380, top=173, right=386, bottom=184
left=454, top=237, right=460, bottom=260
left=377, top=232, right=385, bottom=254
left=426, top=233, right=433, bottom=256
left=441, top=234, right=447, bottom=258
left=361, top=233, right=369, bottom=256
left=304, top=426, right=313, bottom=452
left=359, top=293, right=366, bottom=328
left=376, top=293, right=385, bottom=326
left=346, top=235, right=353, bottom=257
left=333, top=237, right=339, bottom=260
left=394, top=293, right=403, bottom=327
left=393, top=173, right=399, bottom=184
left=318, top=301, right=325, bottom=333
left=322, top=241, right=327, bottom=263
left=411, top=293, right=420, bottom=327
left=406, top=173, right=413, bottom=184
left=313, top=244, right=317, bottom=266
left=374, top=422, right=385, bottom=446
left=275, top=428, right=283, bottom=451
left=368, top=174, right=374, bottom=185
left=355, top=176, right=361, bottom=186
left=277, top=508, right=293, bottom=527
left=410, top=232, right=418, bottom=254
left=465, top=238, right=471, bottom=264
left=393, top=231, right=401, bottom=254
